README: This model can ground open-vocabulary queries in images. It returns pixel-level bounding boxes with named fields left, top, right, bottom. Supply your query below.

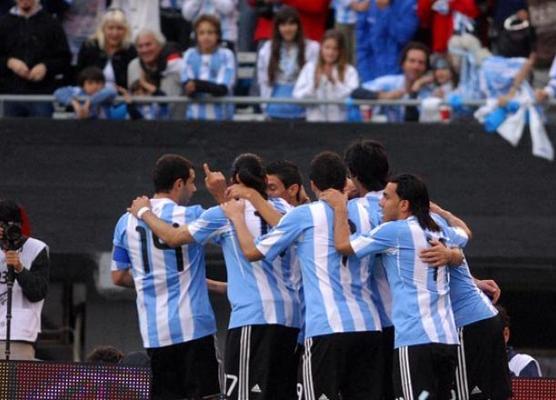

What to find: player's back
left=113, top=198, right=216, bottom=348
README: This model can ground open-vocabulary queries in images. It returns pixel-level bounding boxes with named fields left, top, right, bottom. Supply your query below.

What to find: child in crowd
left=293, top=29, right=359, bottom=122
left=181, top=14, right=236, bottom=120
left=411, top=56, right=457, bottom=99
left=54, top=66, right=117, bottom=119
left=257, top=6, right=320, bottom=120
left=118, top=77, right=170, bottom=120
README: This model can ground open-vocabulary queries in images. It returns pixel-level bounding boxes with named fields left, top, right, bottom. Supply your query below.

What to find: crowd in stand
left=0, top=0, right=555, bottom=122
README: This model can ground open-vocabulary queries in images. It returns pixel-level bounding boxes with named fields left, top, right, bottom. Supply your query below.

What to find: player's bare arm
left=430, top=202, right=473, bottom=239
left=420, top=241, right=465, bottom=267
left=226, top=183, right=282, bottom=226
left=206, top=278, right=227, bottom=295
left=221, top=199, right=264, bottom=261
left=128, top=196, right=194, bottom=247
left=474, top=278, right=501, bottom=304
left=320, top=189, right=354, bottom=255
left=112, top=269, right=135, bottom=288
left=204, top=163, right=227, bottom=204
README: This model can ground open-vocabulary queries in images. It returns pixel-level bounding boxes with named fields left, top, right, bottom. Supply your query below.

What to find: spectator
left=0, top=0, right=71, bottom=118
left=492, top=9, right=536, bottom=59
left=257, top=6, right=320, bottom=120
left=61, top=0, right=108, bottom=63
left=181, top=15, right=236, bottom=120
left=110, top=0, right=160, bottom=39
left=356, top=0, right=419, bottom=83
left=333, top=0, right=369, bottom=63
left=535, top=54, right=556, bottom=103
left=414, top=55, right=456, bottom=99
left=489, top=0, right=528, bottom=51
left=54, top=66, right=117, bottom=119
left=127, top=29, right=184, bottom=118
left=359, top=41, right=431, bottom=122
left=249, top=0, right=331, bottom=43
left=182, top=0, right=239, bottom=50
left=119, top=79, right=170, bottom=120
left=86, top=345, right=125, bottom=363
left=76, top=8, right=137, bottom=89
left=293, top=29, right=359, bottom=121
left=417, top=0, right=479, bottom=54
left=497, top=305, right=542, bottom=378
left=160, top=0, right=192, bottom=51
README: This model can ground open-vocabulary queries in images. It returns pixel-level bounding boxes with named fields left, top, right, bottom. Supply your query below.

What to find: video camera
left=0, top=222, right=24, bottom=251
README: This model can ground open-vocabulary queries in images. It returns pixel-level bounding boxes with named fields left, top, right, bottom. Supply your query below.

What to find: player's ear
left=287, top=183, right=299, bottom=198
left=399, top=199, right=410, bottom=213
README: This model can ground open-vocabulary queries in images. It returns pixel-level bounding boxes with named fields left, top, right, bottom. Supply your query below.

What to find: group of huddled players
left=111, top=140, right=510, bottom=400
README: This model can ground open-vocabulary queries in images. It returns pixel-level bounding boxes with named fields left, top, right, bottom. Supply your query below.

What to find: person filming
left=0, top=200, right=49, bottom=360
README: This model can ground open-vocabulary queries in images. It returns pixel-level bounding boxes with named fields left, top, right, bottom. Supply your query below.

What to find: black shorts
left=147, top=335, right=221, bottom=400
left=225, top=324, right=299, bottom=400
left=302, top=331, right=383, bottom=400
left=393, top=343, right=458, bottom=400
left=455, top=315, right=512, bottom=400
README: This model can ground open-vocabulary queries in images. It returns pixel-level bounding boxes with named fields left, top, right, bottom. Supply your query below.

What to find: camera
left=0, top=222, right=24, bottom=251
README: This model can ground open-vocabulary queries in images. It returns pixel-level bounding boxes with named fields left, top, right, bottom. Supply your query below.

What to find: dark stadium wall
left=1, top=119, right=555, bottom=356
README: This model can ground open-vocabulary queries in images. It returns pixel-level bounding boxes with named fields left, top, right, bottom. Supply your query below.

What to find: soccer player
left=323, top=174, right=468, bottom=400
left=129, top=153, right=301, bottom=400
left=111, top=154, right=221, bottom=400
left=266, top=160, right=310, bottom=206
left=222, top=151, right=384, bottom=400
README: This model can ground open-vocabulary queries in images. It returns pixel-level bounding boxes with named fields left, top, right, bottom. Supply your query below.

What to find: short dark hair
left=231, top=153, right=267, bottom=198
left=266, top=160, right=303, bottom=189
left=344, top=140, right=389, bottom=192
left=0, top=200, right=22, bottom=224
left=86, top=346, right=124, bottom=363
left=389, top=174, right=439, bottom=232
left=309, top=151, right=347, bottom=191
left=400, top=41, right=430, bottom=69
left=77, top=66, right=106, bottom=87
left=152, top=154, right=193, bottom=193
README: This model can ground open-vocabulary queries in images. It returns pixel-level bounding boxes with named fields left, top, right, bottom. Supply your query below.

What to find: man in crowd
left=111, top=154, right=222, bottom=400
left=0, top=200, right=49, bottom=360
left=0, top=0, right=71, bottom=117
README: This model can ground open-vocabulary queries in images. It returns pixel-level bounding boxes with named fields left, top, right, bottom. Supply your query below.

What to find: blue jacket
left=54, top=85, right=117, bottom=119
left=355, top=0, right=418, bottom=82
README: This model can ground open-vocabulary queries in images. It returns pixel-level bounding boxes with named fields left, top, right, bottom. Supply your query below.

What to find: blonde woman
left=76, top=8, right=137, bottom=88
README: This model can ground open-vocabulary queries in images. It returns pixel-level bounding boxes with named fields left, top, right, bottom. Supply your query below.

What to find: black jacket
left=77, top=39, right=137, bottom=88
left=0, top=9, right=71, bottom=94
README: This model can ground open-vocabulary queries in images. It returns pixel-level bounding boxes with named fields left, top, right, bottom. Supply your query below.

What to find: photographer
left=0, top=200, right=49, bottom=360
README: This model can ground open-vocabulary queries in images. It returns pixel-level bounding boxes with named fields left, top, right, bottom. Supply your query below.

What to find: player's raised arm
left=221, top=199, right=264, bottom=261
left=226, top=183, right=282, bottom=226
left=430, top=202, right=473, bottom=239
left=128, top=196, right=194, bottom=247
left=320, top=189, right=354, bottom=255
left=204, top=163, right=228, bottom=204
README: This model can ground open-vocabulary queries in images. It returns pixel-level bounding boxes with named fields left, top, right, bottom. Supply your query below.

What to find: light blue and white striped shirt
left=350, top=216, right=464, bottom=348
left=333, top=0, right=360, bottom=24
left=182, top=0, right=239, bottom=43
left=181, top=46, right=236, bottom=120
left=479, top=56, right=527, bottom=99
left=188, top=198, right=301, bottom=330
left=348, top=192, right=393, bottom=328
left=111, top=198, right=216, bottom=349
left=255, top=201, right=382, bottom=339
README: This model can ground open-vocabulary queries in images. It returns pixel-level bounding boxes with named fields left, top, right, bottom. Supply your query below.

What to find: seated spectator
left=127, top=29, right=184, bottom=118
left=54, top=66, right=117, bottom=119
left=77, top=8, right=137, bottom=89
left=497, top=305, right=542, bottom=378
left=0, top=0, right=71, bottom=118
left=359, top=41, right=431, bottom=122
left=160, top=0, right=192, bottom=51
left=535, top=54, right=556, bottom=103
left=293, top=29, right=359, bottom=122
left=181, top=15, right=236, bottom=120
left=257, top=6, right=320, bottom=120
left=87, top=345, right=124, bottom=364
left=119, top=79, right=170, bottom=120
left=333, top=0, right=369, bottom=64
left=110, top=0, right=161, bottom=39
left=182, top=0, right=239, bottom=50
left=356, top=0, right=418, bottom=83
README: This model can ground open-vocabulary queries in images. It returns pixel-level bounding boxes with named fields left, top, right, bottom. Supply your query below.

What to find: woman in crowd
left=257, top=6, right=319, bottom=120
left=76, top=8, right=137, bottom=89
left=181, top=14, right=236, bottom=120
left=293, top=29, right=359, bottom=122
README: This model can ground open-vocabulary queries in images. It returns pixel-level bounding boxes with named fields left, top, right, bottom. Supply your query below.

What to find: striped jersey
left=348, top=191, right=393, bottom=328
left=432, top=214, right=497, bottom=328
left=111, top=198, right=217, bottom=349
left=333, top=0, right=360, bottom=24
left=181, top=46, right=236, bottom=120
left=255, top=201, right=382, bottom=339
left=351, top=216, right=465, bottom=348
left=188, top=198, right=301, bottom=330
